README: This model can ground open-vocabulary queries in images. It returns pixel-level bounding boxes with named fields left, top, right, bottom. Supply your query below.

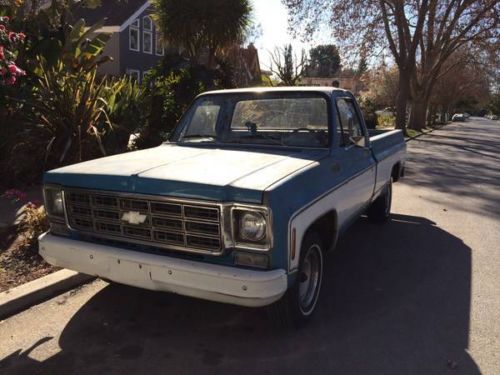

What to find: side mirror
left=350, top=135, right=366, bottom=148
left=347, top=117, right=366, bottom=147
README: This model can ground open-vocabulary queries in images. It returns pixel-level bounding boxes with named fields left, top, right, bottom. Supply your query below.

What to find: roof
left=73, top=0, right=148, bottom=27
left=200, top=87, right=350, bottom=96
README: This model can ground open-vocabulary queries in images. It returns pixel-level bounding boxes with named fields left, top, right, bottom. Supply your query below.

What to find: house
left=223, top=43, right=262, bottom=87
left=75, top=0, right=261, bottom=87
left=300, top=74, right=362, bottom=95
left=75, top=0, right=165, bottom=83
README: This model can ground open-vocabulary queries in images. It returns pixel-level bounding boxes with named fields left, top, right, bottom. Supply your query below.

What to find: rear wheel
left=367, top=178, right=392, bottom=222
left=268, top=231, right=324, bottom=328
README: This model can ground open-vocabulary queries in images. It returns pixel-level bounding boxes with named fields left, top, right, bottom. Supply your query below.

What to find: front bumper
left=38, top=233, right=287, bottom=307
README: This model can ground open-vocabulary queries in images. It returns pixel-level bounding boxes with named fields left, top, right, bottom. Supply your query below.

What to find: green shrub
left=358, top=97, right=377, bottom=129
left=103, top=76, right=145, bottom=154
left=377, top=114, right=396, bottom=128
left=134, top=57, right=226, bottom=149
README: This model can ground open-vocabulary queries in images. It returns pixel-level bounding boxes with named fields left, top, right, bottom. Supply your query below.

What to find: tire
left=367, top=178, right=392, bottom=222
left=268, top=231, right=324, bottom=329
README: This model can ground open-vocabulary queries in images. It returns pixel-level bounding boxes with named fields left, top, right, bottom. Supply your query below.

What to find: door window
left=336, top=98, right=364, bottom=146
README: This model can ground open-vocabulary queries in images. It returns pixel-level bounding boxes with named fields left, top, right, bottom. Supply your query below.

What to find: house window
left=143, top=16, right=152, bottom=31
left=126, top=69, right=141, bottom=83
left=129, top=19, right=140, bottom=51
left=156, top=31, right=164, bottom=56
left=143, top=16, right=153, bottom=54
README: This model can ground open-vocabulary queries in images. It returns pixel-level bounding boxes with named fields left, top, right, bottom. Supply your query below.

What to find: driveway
left=1, top=117, right=499, bottom=375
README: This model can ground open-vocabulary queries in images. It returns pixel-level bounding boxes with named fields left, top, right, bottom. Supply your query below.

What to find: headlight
left=44, top=187, right=64, bottom=217
left=239, top=211, right=266, bottom=241
left=227, top=206, right=272, bottom=251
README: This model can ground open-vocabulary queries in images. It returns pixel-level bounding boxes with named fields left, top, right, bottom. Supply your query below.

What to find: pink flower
left=26, top=202, right=39, bottom=209
left=2, top=189, right=27, bottom=201
left=8, top=64, right=17, bottom=74
left=17, top=32, right=26, bottom=41
left=8, top=32, right=16, bottom=41
left=6, top=76, right=17, bottom=85
left=2, top=16, right=10, bottom=22
left=0, top=25, right=6, bottom=32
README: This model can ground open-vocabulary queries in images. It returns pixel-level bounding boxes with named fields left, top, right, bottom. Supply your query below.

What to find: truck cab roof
left=200, top=86, right=352, bottom=97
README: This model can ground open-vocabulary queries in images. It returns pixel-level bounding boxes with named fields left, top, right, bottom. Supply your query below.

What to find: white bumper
left=39, top=233, right=287, bottom=307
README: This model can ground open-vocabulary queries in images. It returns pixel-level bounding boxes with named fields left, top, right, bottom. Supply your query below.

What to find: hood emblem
left=122, top=211, right=147, bottom=225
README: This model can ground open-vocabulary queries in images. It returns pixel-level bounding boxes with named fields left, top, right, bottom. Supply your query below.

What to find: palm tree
left=152, top=0, right=252, bottom=67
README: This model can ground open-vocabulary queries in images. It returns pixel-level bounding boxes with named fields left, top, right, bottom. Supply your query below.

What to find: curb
left=405, top=123, right=448, bottom=143
left=0, top=269, right=95, bottom=320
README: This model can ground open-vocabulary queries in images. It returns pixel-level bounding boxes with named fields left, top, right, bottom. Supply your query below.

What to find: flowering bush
left=2, top=189, right=48, bottom=249
left=18, top=201, right=48, bottom=249
left=0, top=16, right=26, bottom=86
left=2, top=188, right=28, bottom=202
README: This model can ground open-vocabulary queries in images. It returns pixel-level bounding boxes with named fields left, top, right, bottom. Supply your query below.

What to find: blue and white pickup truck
left=39, top=87, right=406, bottom=326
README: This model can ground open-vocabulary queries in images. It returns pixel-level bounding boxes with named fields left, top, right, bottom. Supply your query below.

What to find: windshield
left=171, top=93, right=330, bottom=148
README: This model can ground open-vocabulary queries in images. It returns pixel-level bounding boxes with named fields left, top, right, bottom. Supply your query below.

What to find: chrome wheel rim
left=298, top=244, right=322, bottom=315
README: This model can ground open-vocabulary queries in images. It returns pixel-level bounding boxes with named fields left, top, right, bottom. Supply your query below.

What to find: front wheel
left=268, top=231, right=324, bottom=328
left=367, top=178, right=392, bottom=222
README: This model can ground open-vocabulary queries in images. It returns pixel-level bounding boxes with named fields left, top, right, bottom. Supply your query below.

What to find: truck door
left=334, top=97, right=376, bottom=222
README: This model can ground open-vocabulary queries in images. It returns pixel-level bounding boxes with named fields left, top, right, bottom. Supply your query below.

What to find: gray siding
left=119, top=7, right=163, bottom=80
left=98, top=32, right=121, bottom=76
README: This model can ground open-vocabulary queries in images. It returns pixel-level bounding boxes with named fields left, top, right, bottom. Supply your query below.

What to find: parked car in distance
left=452, top=113, right=467, bottom=122
left=39, top=87, right=406, bottom=327
left=486, top=114, right=498, bottom=120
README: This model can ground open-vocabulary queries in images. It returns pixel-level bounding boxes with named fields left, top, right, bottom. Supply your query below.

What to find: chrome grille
left=64, top=189, right=223, bottom=254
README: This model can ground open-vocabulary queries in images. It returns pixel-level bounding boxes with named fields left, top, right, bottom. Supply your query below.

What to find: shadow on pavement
left=403, top=121, right=500, bottom=219
left=0, top=214, right=479, bottom=374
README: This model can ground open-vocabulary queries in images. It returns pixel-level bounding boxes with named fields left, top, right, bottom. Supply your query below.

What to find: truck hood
left=44, top=144, right=326, bottom=203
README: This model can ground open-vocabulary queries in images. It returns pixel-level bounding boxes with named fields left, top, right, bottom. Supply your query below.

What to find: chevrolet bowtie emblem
left=121, top=211, right=147, bottom=225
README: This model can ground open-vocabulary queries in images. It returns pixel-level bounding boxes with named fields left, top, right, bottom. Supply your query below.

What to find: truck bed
left=369, top=129, right=405, bottom=162
left=369, top=129, right=406, bottom=194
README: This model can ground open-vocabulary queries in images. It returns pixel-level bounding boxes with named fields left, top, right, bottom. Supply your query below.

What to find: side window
left=336, top=98, right=364, bottom=146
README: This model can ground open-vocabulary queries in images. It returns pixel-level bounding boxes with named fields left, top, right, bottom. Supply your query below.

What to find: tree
left=284, top=0, right=428, bottom=133
left=306, top=44, right=341, bottom=77
left=408, top=1, right=499, bottom=129
left=429, top=49, right=492, bottom=122
left=245, top=21, right=263, bottom=45
left=361, top=64, right=399, bottom=109
left=152, top=0, right=252, bottom=67
left=356, top=55, right=368, bottom=77
left=269, top=44, right=307, bottom=86
left=283, top=0, right=499, bottom=132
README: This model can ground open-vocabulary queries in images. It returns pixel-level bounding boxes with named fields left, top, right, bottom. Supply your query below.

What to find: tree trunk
left=395, top=68, right=411, bottom=133
left=408, top=94, right=429, bottom=130
left=427, top=104, right=436, bottom=126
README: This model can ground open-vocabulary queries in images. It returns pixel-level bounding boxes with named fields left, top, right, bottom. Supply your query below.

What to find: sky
left=251, top=0, right=332, bottom=70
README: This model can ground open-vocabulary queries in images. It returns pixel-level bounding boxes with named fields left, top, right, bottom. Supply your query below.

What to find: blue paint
left=43, top=88, right=406, bottom=275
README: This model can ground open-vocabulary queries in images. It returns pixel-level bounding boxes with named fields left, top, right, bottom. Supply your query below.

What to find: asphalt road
left=1, top=117, right=499, bottom=375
